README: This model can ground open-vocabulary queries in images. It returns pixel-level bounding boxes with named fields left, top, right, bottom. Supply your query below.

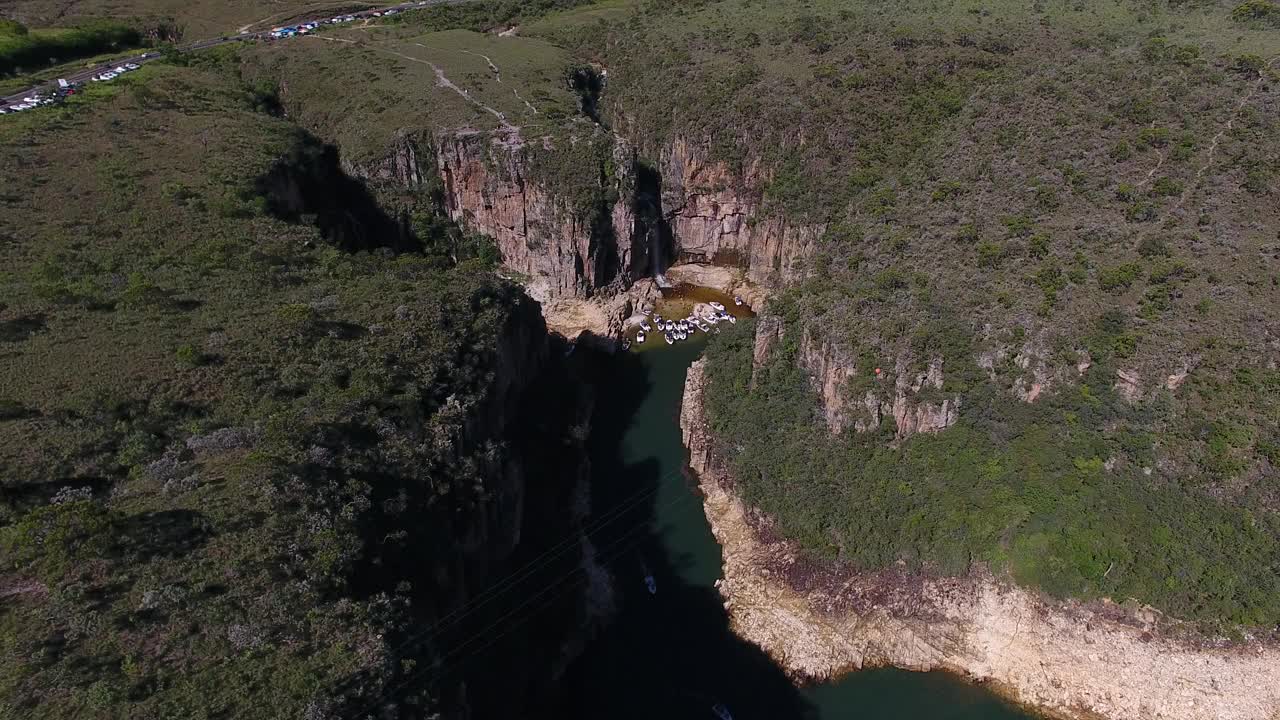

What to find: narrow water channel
left=545, top=292, right=1037, bottom=720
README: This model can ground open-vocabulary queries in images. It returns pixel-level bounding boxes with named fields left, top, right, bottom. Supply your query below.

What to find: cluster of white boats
left=630, top=298, right=742, bottom=348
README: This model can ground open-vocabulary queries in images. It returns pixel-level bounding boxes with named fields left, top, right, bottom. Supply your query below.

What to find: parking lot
left=1, top=0, right=456, bottom=115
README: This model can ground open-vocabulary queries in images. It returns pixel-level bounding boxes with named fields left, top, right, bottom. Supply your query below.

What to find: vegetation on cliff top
left=704, top=321, right=1280, bottom=628
left=553, top=0, right=1280, bottom=629
left=0, top=60, right=582, bottom=718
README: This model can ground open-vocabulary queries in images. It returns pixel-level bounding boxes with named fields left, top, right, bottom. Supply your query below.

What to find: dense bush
left=0, top=20, right=141, bottom=75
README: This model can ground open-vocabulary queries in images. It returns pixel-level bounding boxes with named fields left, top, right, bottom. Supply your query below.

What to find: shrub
left=175, top=344, right=204, bottom=366
left=1231, top=1, right=1278, bottom=23
left=977, top=241, right=1006, bottom=268
left=1149, top=258, right=1197, bottom=284
left=1233, top=53, right=1266, bottom=74
left=1001, top=214, right=1034, bottom=237
left=1137, top=235, right=1170, bottom=257
left=1099, top=262, right=1142, bottom=292
left=1244, top=167, right=1271, bottom=194
left=1028, top=233, right=1051, bottom=258
left=954, top=223, right=980, bottom=244
left=1126, top=201, right=1158, bottom=222
left=1115, top=183, right=1138, bottom=202
left=1137, top=127, right=1171, bottom=148
left=1151, top=177, right=1184, bottom=197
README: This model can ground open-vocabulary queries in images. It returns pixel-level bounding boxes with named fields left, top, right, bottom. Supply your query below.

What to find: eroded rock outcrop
left=681, top=359, right=1280, bottom=720
left=764, top=326, right=959, bottom=439
left=662, top=137, right=819, bottom=283
left=435, top=131, right=637, bottom=303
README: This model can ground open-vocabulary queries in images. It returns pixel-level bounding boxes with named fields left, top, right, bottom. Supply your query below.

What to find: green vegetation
left=0, top=19, right=141, bottom=75
left=0, top=57, right=581, bottom=718
left=704, top=320, right=1280, bottom=627
left=547, top=0, right=1280, bottom=629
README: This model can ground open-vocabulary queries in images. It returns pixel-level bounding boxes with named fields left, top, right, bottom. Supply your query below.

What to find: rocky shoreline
left=680, top=358, right=1280, bottom=720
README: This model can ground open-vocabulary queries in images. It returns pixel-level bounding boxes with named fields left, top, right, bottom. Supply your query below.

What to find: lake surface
left=546, top=294, right=1036, bottom=720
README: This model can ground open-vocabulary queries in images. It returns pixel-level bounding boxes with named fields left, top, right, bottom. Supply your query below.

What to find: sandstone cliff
left=349, top=129, right=823, bottom=313
left=347, top=128, right=640, bottom=304
left=436, top=130, right=638, bottom=303
left=681, top=358, right=1280, bottom=720
left=779, top=326, right=960, bottom=439
left=661, top=137, right=819, bottom=284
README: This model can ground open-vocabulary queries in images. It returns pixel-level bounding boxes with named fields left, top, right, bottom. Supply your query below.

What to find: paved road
left=2, top=0, right=464, bottom=108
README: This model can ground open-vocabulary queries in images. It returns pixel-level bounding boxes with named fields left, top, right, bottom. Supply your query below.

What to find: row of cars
left=267, top=7, right=403, bottom=39
left=0, top=91, right=62, bottom=114
left=90, top=62, right=142, bottom=83
left=1, top=58, right=146, bottom=114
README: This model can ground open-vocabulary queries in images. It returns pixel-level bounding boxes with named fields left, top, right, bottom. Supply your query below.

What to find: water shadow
left=536, top=341, right=816, bottom=720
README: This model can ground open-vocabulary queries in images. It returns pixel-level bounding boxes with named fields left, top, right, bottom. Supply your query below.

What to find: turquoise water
left=547, top=314, right=1036, bottom=720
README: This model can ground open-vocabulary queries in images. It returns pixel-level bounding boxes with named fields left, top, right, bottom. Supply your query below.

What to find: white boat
left=640, top=321, right=651, bottom=332
left=641, top=561, right=657, bottom=595
left=709, top=301, right=725, bottom=311
left=706, top=315, right=719, bottom=325
left=621, top=340, right=631, bottom=351
left=654, top=314, right=664, bottom=324
left=664, top=333, right=674, bottom=345
left=726, top=315, right=736, bottom=324
left=636, top=331, right=646, bottom=343
left=734, top=296, right=744, bottom=306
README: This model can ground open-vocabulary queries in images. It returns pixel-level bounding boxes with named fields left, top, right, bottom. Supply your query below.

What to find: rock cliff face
left=661, top=137, right=819, bottom=284
left=351, top=130, right=821, bottom=309
left=435, top=131, right=638, bottom=303
left=784, top=326, right=959, bottom=439
left=681, top=359, right=1280, bottom=720
left=392, top=296, right=605, bottom=718
left=347, top=129, right=641, bottom=304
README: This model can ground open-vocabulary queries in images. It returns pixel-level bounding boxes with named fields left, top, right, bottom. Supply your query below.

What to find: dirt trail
left=413, top=43, right=503, bottom=82
left=1170, top=55, right=1279, bottom=215
left=513, top=87, right=539, bottom=114
left=379, top=46, right=517, bottom=133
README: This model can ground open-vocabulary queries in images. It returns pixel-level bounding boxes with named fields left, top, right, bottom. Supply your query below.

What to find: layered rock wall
left=681, top=358, right=1280, bottom=720
left=770, top=325, right=960, bottom=439
left=661, top=137, right=819, bottom=284
left=435, top=131, right=637, bottom=303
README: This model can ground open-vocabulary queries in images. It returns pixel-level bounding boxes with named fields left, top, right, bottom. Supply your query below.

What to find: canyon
left=347, top=117, right=1274, bottom=720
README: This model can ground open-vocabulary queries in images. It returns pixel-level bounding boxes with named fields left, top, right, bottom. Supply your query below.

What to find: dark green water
left=547, top=321, right=1037, bottom=720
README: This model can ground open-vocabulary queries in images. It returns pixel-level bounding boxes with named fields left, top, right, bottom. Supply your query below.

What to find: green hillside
left=0, top=58, right=582, bottom=718
left=564, top=0, right=1280, bottom=628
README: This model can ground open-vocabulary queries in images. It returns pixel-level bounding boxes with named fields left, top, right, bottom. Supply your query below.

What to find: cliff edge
left=680, top=359, right=1280, bottom=720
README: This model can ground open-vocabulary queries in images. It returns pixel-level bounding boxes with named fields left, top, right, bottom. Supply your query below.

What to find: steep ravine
left=259, top=133, right=603, bottom=718
left=680, top=359, right=1280, bottom=720
left=350, top=129, right=816, bottom=308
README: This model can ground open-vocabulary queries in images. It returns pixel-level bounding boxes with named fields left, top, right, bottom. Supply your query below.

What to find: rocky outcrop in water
left=681, top=359, right=1280, bottom=720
